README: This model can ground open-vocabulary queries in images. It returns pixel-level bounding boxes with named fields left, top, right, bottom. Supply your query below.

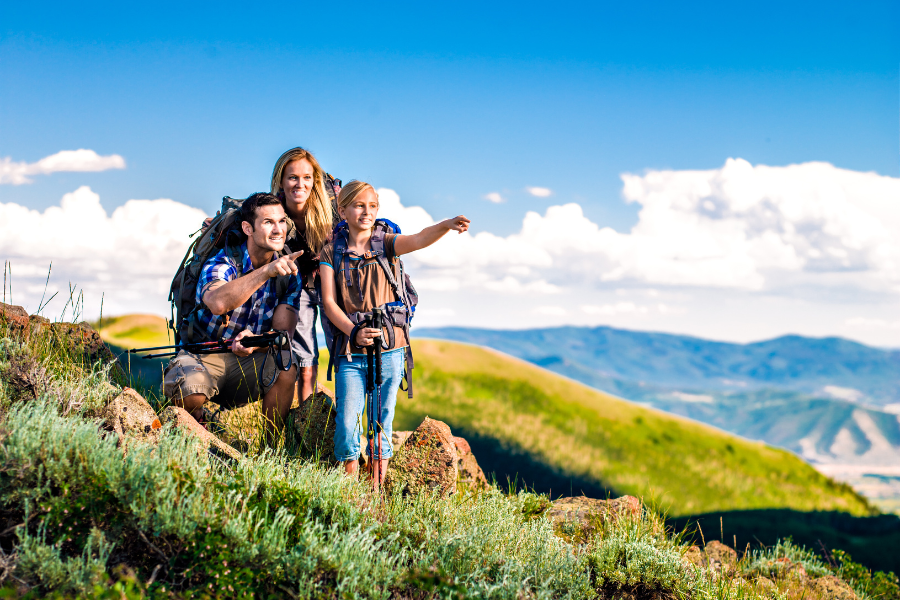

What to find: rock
left=290, top=388, right=338, bottom=463
left=547, top=495, right=643, bottom=543
left=810, top=575, right=858, bottom=600
left=385, top=417, right=458, bottom=497
left=754, top=576, right=778, bottom=596
left=683, top=545, right=705, bottom=569
left=453, top=436, right=488, bottom=490
left=392, top=431, right=412, bottom=452
left=159, top=406, right=242, bottom=462
left=102, top=388, right=162, bottom=446
left=0, top=344, right=48, bottom=402
left=0, top=302, right=118, bottom=369
left=704, top=540, right=738, bottom=574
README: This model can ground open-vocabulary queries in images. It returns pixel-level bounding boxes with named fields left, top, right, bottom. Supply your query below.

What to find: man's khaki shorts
left=162, top=350, right=286, bottom=408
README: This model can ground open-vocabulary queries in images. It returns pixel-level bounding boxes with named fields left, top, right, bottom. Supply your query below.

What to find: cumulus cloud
left=0, top=150, right=126, bottom=185
left=484, top=192, right=505, bottom=204
left=0, top=186, right=205, bottom=316
left=526, top=186, right=553, bottom=197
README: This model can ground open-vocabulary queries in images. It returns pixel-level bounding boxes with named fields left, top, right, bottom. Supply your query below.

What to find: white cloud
left=484, top=192, right=505, bottom=204
left=0, top=186, right=205, bottom=316
left=581, top=302, right=649, bottom=315
left=526, top=186, right=553, bottom=197
left=845, top=317, right=900, bottom=330
left=0, top=150, right=127, bottom=185
left=534, top=306, right=566, bottom=316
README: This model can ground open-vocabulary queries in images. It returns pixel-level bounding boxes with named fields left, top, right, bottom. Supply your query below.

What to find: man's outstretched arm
left=203, top=251, right=303, bottom=315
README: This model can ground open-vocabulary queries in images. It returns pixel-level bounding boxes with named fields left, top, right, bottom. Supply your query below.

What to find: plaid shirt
left=195, top=243, right=303, bottom=341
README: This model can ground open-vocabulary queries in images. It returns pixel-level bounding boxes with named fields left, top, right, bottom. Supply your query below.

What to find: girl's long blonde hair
left=270, top=147, right=334, bottom=253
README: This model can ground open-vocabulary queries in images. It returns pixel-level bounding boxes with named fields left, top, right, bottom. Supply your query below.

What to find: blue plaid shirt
left=195, top=243, right=303, bottom=341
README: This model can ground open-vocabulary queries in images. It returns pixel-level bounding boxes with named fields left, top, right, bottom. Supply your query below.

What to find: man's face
left=281, top=158, right=314, bottom=216
left=242, top=204, right=289, bottom=253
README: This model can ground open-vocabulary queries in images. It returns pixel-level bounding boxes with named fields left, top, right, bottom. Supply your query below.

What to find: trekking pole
left=372, top=308, right=384, bottom=490
left=365, top=323, right=376, bottom=487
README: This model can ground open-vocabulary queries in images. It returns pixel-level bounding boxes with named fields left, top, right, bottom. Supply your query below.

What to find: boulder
left=0, top=343, right=48, bottom=402
left=385, top=417, right=458, bottom=497
left=0, top=302, right=118, bottom=368
left=392, top=431, right=413, bottom=452
left=291, top=387, right=338, bottom=463
left=453, top=436, right=488, bottom=490
left=682, top=545, right=705, bottom=569
left=159, top=406, right=242, bottom=462
left=102, top=388, right=162, bottom=446
left=810, top=575, right=858, bottom=600
left=704, top=540, right=738, bottom=574
left=547, top=495, right=643, bottom=543
left=754, top=576, right=778, bottom=596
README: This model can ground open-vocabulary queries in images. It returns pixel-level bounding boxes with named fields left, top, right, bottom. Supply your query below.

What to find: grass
left=392, top=339, right=872, bottom=517
left=1, top=308, right=898, bottom=598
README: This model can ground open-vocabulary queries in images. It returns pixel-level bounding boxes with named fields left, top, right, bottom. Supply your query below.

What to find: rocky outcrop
left=682, top=540, right=738, bottom=574
left=159, top=406, right=242, bottom=461
left=291, top=387, right=338, bottom=464
left=1, top=302, right=118, bottom=368
left=547, top=495, right=643, bottom=543
left=453, top=436, right=488, bottom=490
left=385, top=417, right=458, bottom=497
left=101, top=388, right=162, bottom=446
left=811, top=575, right=859, bottom=600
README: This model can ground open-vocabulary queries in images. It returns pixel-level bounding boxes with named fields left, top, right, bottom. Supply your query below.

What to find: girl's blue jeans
left=334, top=347, right=406, bottom=462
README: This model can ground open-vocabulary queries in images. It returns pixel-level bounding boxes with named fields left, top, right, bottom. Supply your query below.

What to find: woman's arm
left=392, top=216, right=470, bottom=256
left=320, top=264, right=381, bottom=347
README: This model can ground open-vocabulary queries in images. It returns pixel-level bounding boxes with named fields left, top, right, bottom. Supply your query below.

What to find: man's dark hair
left=240, top=192, right=283, bottom=229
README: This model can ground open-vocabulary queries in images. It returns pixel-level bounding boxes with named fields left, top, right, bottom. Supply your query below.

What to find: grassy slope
left=96, top=314, right=172, bottom=350
left=98, top=315, right=870, bottom=518
left=390, top=339, right=870, bottom=517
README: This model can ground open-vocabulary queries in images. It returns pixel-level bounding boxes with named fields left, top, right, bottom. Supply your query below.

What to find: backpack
left=325, top=218, right=419, bottom=397
left=168, top=196, right=295, bottom=344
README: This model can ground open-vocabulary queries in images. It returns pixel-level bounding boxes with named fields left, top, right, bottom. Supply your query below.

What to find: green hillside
left=391, top=339, right=871, bottom=517
left=101, top=315, right=871, bottom=517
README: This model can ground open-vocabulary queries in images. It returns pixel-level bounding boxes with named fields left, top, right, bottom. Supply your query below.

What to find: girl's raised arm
left=393, top=215, right=470, bottom=256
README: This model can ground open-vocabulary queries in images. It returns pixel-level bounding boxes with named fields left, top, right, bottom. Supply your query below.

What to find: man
left=163, top=192, right=303, bottom=440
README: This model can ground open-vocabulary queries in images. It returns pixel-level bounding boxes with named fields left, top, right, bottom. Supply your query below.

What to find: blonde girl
left=320, top=180, right=470, bottom=481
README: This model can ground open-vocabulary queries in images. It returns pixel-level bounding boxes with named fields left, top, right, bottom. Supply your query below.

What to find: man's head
left=240, top=192, right=289, bottom=253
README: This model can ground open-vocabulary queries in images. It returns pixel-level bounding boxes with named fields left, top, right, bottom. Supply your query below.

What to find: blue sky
left=2, top=1, right=900, bottom=345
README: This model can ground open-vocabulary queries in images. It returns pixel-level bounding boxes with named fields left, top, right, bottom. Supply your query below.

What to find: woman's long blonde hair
left=270, top=147, right=334, bottom=253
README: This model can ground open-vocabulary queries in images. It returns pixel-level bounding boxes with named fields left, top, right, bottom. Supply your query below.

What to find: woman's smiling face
left=281, top=158, right=314, bottom=215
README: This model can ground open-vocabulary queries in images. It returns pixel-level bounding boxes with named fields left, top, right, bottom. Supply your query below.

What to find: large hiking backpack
left=325, top=218, right=419, bottom=397
left=168, top=196, right=295, bottom=344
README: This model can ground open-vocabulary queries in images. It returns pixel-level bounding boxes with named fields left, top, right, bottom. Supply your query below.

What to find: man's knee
left=275, top=366, right=298, bottom=386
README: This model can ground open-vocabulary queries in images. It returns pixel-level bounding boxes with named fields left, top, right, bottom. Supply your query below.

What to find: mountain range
left=412, top=326, right=900, bottom=485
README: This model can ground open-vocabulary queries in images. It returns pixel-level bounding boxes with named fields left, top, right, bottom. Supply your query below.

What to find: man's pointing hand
left=266, top=251, right=304, bottom=277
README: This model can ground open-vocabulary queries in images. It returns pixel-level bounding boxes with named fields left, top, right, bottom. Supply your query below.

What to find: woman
left=270, top=147, right=336, bottom=401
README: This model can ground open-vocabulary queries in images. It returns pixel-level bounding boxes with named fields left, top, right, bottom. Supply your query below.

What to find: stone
left=159, top=406, right=242, bottom=462
left=453, top=436, right=488, bottom=490
left=290, top=387, right=338, bottom=464
left=682, top=545, right=705, bottom=569
left=810, top=575, right=858, bottom=600
left=392, top=431, right=413, bottom=452
left=102, top=388, right=162, bottom=446
left=546, top=495, right=643, bottom=543
left=754, top=576, right=778, bottom=596
left=704, top=540, right=738, bottom=574
left=385, top=417, right=458, bottom=497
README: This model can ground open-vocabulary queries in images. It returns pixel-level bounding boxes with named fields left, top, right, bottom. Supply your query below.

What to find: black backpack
left=168, top=196, right=294, bottom=344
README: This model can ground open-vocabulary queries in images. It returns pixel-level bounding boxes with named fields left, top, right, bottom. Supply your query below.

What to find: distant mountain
left=412, top=326, right=900, bottom=473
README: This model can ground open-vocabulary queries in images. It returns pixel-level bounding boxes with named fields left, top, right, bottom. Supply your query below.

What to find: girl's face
left=340, top=189, right=379, bottom=232
left=281, top=158, right=314, bottom=215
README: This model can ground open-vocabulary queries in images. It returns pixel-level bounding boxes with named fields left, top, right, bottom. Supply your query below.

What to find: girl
left=270, top=148, right=336, bottom=401
left=320, top=181, right=470, bottom=481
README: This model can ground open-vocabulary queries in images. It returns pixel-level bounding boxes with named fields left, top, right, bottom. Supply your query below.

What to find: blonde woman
left=270, top=147, right=337, bottom=401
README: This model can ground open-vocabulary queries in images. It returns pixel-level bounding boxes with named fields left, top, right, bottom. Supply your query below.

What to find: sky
left=1, top=1, right=899, bottom=346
